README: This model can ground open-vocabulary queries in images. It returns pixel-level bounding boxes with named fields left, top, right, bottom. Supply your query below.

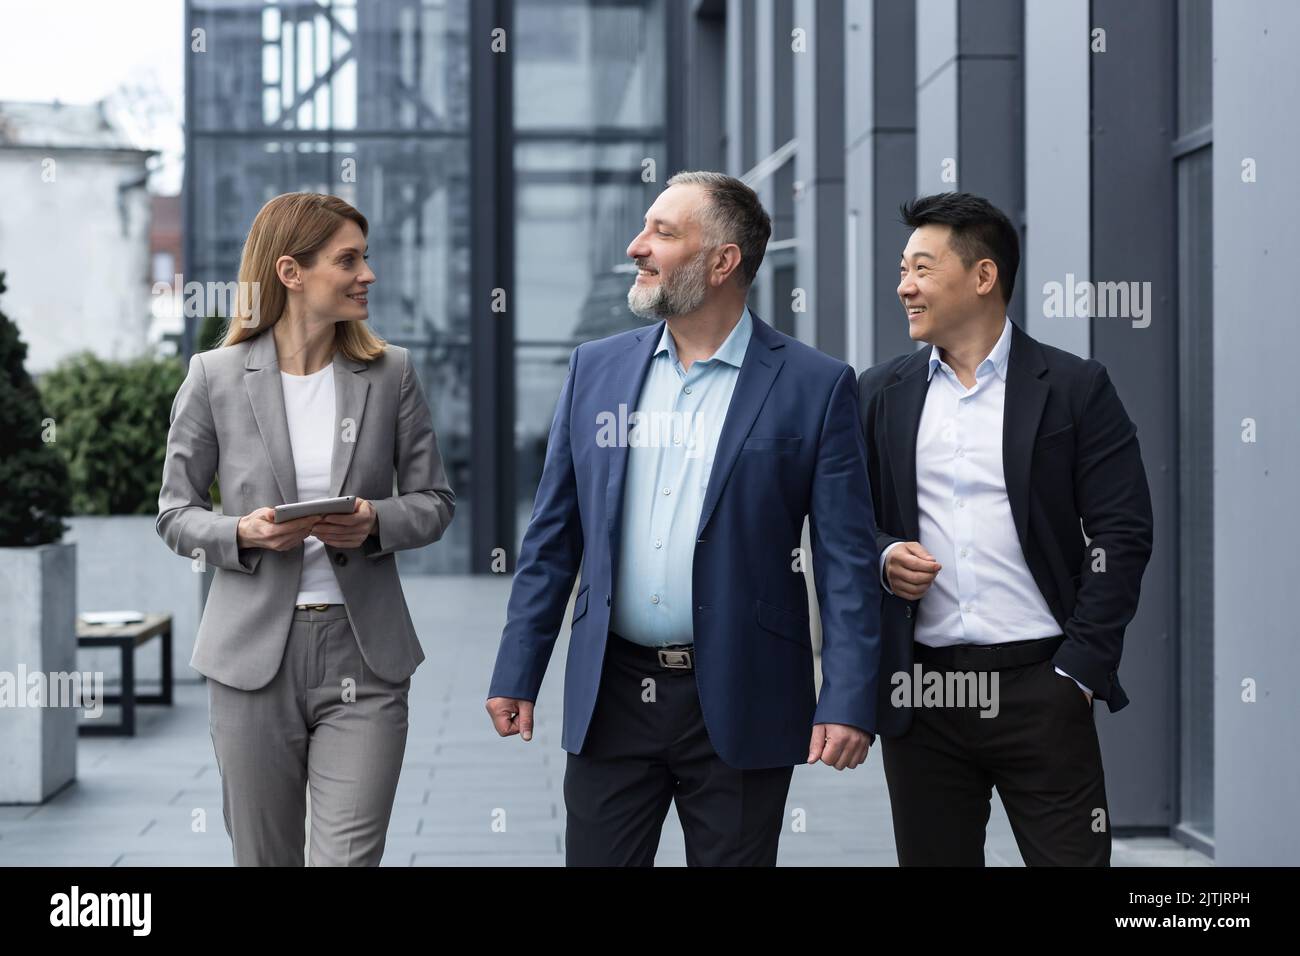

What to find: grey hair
left=665, top=170, right=772, bottom=289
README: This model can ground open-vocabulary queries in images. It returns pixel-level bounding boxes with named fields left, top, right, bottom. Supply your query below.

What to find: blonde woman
left=157, top=192, right=455, bottom=866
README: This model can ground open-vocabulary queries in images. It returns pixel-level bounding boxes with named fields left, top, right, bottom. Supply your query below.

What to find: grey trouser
left=207, top=604, right=410, bottom=866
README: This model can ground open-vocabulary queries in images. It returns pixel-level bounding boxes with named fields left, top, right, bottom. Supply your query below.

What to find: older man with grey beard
left=487, top=171, right=882, bottom=866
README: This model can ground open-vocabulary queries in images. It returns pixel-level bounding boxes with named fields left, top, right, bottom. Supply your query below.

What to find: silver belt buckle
left=657, top=648, right=693, bottom=670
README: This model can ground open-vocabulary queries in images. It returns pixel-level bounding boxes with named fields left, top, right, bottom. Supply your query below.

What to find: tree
left=0, top=271, right=72, bottom=546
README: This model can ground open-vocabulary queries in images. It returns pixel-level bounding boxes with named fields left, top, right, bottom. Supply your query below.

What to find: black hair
left=899, top=192, right=1020, bottom=304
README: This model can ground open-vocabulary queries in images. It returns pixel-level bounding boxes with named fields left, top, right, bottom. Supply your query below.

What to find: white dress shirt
left=880, top=317, right=1089, bottom=694
left=281, top=364, right=345, bottom=605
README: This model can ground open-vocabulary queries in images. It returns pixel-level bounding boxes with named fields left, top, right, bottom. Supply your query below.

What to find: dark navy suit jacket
left=488, top=312, right=882, bottom=770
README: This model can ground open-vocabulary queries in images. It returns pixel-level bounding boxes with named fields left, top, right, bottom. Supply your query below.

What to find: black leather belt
left=913, top=635, right=1064, bottom=672
left=608, top=632, right=695, bottom=672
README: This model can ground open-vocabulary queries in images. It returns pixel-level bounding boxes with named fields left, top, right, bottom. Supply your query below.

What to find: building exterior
left=0, top=99, right=155, bottom=375
left=148, top=193, right=186, bottom=351
left=183, top=0, right=1299, bottom=863
left=184, top=0, right=671, bottom=575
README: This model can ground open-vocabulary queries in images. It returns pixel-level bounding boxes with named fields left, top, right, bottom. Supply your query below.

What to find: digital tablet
left=273, top=495, right=357, bottom=523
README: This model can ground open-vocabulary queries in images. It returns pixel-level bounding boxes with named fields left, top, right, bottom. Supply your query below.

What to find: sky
left=0, top=0, right=186, bottom=193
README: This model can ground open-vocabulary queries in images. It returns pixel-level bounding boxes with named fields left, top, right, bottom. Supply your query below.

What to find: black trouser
left=881, top=637, right=1111, bottom=867
left=564, top=633, right=795, bottom=867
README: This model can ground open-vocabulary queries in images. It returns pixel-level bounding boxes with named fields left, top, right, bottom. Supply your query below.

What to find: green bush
left=39, top=351, right=186, bottom=516
left=0, top=270, right=73, bottom=546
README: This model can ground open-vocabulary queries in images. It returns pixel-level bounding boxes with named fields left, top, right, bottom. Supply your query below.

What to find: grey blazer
left=157, top=330, right=455, bottom=690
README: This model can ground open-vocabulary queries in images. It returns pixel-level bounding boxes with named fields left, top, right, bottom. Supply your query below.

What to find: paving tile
left=0, top=575, right=1205, bottom=869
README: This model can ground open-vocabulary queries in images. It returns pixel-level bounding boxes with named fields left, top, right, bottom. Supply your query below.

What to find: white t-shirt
left=280, top=364, right=345, bottom=605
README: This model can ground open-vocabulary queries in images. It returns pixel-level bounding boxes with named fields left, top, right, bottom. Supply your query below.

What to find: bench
left=76, top=613, right=173, bottom=737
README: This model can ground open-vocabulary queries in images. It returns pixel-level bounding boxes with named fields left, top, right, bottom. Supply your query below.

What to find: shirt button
left=663, top=488, right=671, bottom=496
left=956, top=448, right=965, bottom=457
left=956, top=499, right=965, bottom=509
left=654, top=539, right=662, bottom=549
left=960, top=548, right=969, bottom=558
left=673, top=436, right=681, bottom=444
left=963, top=603, right=974, bottom=613
left=650, top=594, right=660, bottom=605
left=684, top=386, right=693, bottom=394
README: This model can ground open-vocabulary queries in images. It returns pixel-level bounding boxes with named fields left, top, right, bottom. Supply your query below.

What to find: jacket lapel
left=243, top=332, right=298, bottom=506
left=882, top=350, right=931, bottom=542
left=695, top=314, right=784, bottom=538
left=328, top=349, right=370, bottom=498
left=605, top=323, right=662, bottom=579
left=1001, top=322, right=1049, bottom=561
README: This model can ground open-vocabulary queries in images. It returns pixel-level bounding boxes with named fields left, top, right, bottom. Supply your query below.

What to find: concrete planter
left=64, top=516, right=210, bottom=686
left=0, top=541, right=78, bottom=804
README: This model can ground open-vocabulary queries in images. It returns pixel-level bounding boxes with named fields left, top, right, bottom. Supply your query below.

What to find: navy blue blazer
left=488, top=312, right=882, bottom=770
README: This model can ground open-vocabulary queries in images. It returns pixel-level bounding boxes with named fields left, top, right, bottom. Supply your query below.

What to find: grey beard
left=627, top=250, right=711, bottom=319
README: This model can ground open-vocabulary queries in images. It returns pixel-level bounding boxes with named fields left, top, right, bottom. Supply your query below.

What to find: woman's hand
left=310, top=498, right=378, bottom=550
left=236, top=508, right=320, bottom=551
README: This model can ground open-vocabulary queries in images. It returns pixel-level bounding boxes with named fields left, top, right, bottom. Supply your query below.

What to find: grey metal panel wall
left=915, top=0, right=958, bottom=197
left=1089, top=0, right=1177, bottom=830
left=845, top=0, right=916, bottom=372
left=678, top=0, right=725, bottom=173
left=1212, top=0, right=1300, bottom=865
left=870, top=0, right=917, bottom=365
left=793, top=0, right=847, bottom=357
left=914, top=0, right=1024, bottom=328
left=1024, top=0, right=1090, bottom=358
left=751, top=0, right=779, bottom=324
left=725, top=0, right=756, bottom=175
left=844, top=0, right=872, bottom=371
left=954, top=0, right=1024, bottom=328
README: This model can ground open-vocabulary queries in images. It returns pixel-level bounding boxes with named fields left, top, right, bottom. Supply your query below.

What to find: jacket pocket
left=571, top=585, right=590, bottom=626
left=742, top=436, right=801, bottom=454
left=755, top=598, right=809, bottom=647
left=1035, top=423, right=1075, bottom=451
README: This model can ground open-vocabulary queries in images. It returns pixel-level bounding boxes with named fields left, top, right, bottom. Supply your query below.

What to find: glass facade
left=186, top=0, right=474, bottom=573
left=186, top=0, right=670, bottom=572
left=511, top=0, right=666, bottom=551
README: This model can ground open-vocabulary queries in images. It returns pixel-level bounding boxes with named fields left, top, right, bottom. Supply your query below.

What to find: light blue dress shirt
left=610, top=307, right=753, bottom=647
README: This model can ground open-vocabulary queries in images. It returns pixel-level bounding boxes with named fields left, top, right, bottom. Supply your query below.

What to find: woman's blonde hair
left=220, top=192, right=386, bottom=361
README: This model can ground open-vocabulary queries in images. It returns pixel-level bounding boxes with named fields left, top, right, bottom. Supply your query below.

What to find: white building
left=0, top=100, right=156, bottom=375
